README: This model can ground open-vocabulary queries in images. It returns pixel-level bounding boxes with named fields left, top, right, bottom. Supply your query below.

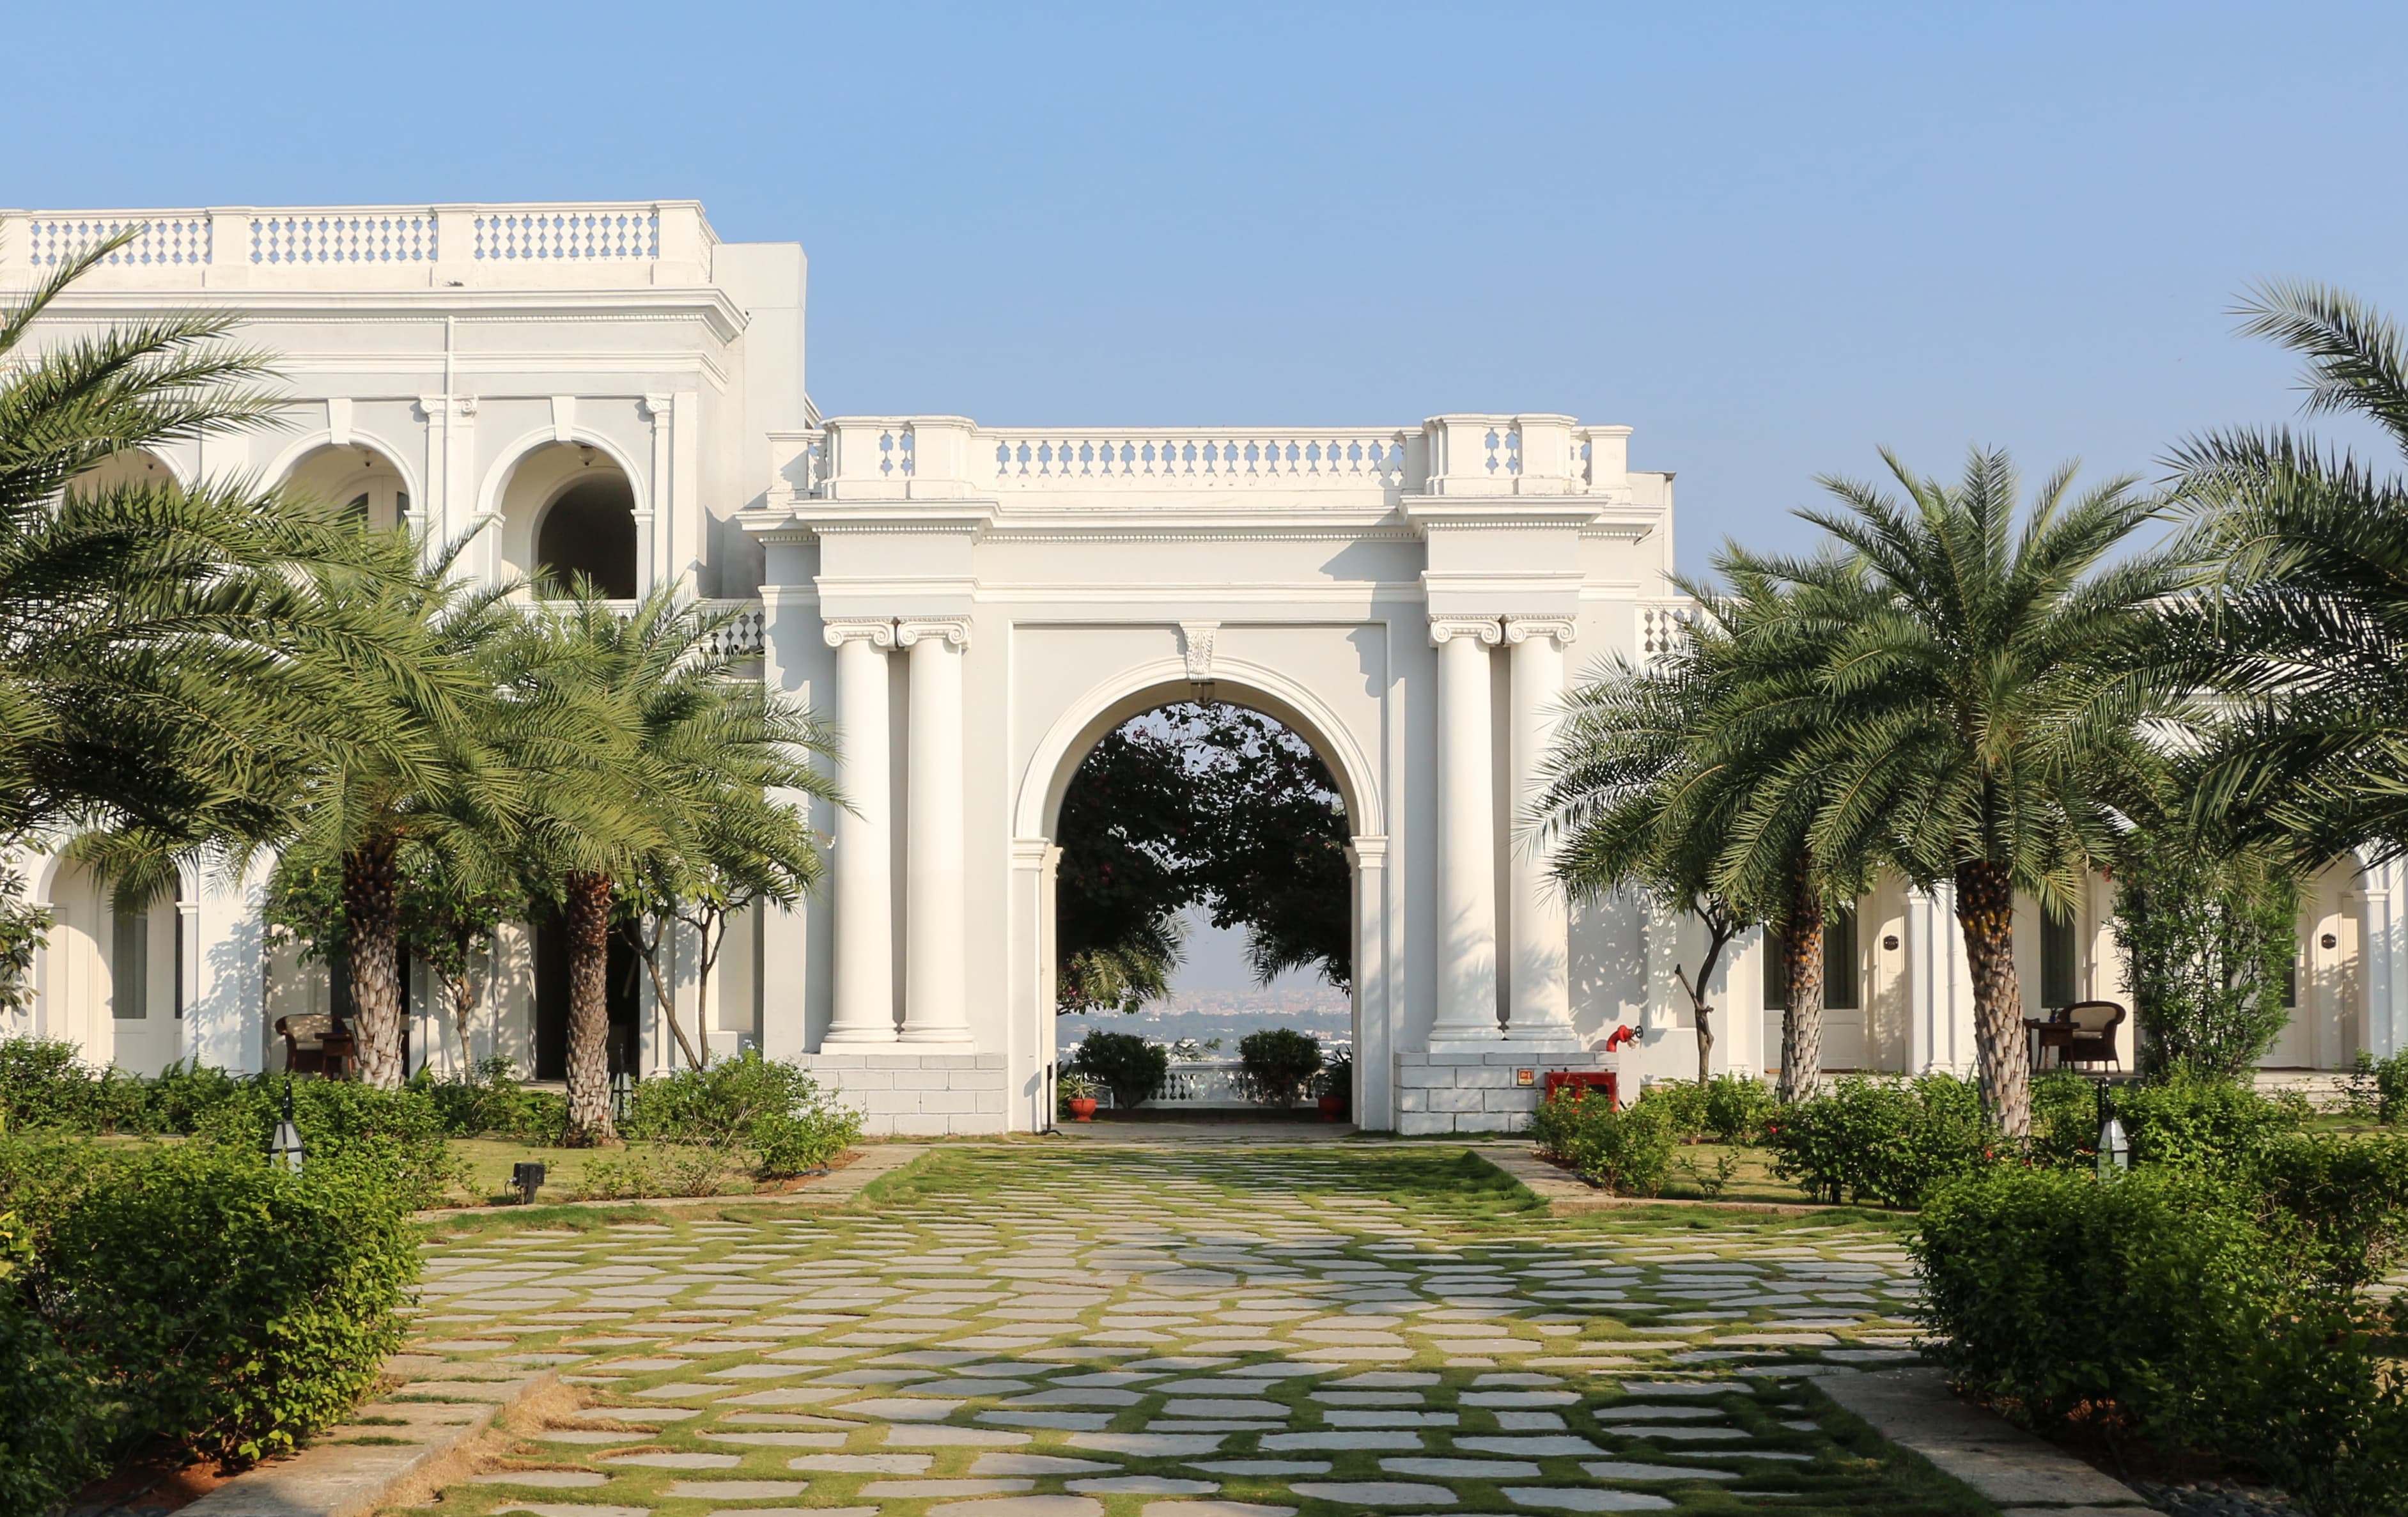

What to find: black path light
left=270, top=1075, right=306, bottom=1174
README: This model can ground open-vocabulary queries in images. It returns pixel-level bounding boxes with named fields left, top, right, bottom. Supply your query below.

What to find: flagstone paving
left=391, top=1146, right=1974, bottom=1517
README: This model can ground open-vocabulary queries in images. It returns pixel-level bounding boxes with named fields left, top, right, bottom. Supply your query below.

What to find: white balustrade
left=251, top=212, right=437, bottom=264
left=26, top=214, right=211, bottom=267
left=990, top=430, right=1410, bottom=490
left=474, top=207, right=658, bottom=261
left=594, top=599, right=765, bottom=657
left=1639, top=600, right=1696, bottom=660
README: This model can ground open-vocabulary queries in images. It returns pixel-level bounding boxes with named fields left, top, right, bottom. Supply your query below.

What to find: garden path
left=392, top=1146, right=1954, bottom=1517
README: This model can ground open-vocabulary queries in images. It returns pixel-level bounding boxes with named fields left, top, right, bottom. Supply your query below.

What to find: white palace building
left=7, top=201, right=2405, bottom=1132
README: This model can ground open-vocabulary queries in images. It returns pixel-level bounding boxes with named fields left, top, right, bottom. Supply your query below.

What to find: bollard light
left=511, top=1161, right=547, bottom=1205
left=270, top=1075, right=306, bottom=1174
left=2095, top=1081, right=2131, bottom=1176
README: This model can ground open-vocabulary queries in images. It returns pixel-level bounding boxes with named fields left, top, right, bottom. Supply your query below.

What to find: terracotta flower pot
left=1068, top=1098, right=1098, bottom=1122
left=1318, top=1095, right=1346, bottom=1122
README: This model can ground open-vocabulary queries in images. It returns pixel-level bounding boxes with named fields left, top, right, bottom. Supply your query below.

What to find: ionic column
left=899, top=618, right=972, bottom=1045
left=1503, top=617, right=1580, bottom=1048
left=1430, top=618, right=1503, bottom=1044
left=822, top=620, right=897, bottom=1045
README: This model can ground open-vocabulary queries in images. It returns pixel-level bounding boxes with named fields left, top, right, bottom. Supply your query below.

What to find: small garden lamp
left=270, top=1075, right=306, bottom=1174
left=2094, top=1082, right=2131, bottom=1177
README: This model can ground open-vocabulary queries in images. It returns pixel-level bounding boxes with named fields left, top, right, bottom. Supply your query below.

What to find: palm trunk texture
left=1777, top=867, right=1825, bottom=1104
left=1955, top=859, right=2031, bottom=1138
left=343, top=839, right=405, bottom=1089
left=564, top=869, right=616, bottom=1143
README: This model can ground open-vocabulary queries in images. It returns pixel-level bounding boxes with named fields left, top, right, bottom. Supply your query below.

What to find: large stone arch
left=1007, top=654, right=1393, bottom=1133
left=270, top=435, right=421, bottom=532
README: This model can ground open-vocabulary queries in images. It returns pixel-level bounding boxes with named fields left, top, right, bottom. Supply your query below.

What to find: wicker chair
left=276, top=1013, right=356, bottom=1078
left=2055, top=1000, right=2127, bottom=1070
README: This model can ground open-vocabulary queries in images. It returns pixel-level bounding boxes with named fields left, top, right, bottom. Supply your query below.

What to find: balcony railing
left=589, top=599, right=765, bottom=657
left=2, top=202, right=719, bottom=288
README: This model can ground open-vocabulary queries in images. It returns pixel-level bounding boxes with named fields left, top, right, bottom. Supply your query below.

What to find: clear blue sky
left=15, top=2, right=2405, bottom=571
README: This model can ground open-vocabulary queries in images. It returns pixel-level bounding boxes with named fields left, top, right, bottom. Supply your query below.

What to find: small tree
left=2113, top=825, right=2298, bottom=1079
left=1237, top=1027, right=1322, bottom=1107
left=1069, top=1031, right=1169, bottom=1112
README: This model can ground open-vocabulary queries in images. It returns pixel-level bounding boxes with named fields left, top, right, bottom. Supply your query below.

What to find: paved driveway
left=401, top=1144, right=1945, bottom=1517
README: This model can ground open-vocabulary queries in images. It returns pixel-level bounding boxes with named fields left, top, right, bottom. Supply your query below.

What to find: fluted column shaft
left=823, top=621, right=896, bottom=1045
left=899, top=619, right=972, bottom=1045
left=1431, top=618, right=1503, bottom=1043
left=1505, top=618, right=1580, bottom=1047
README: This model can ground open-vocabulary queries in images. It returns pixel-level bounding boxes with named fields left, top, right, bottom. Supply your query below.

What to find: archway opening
left=283, top=442, right=410, bottom=531
left=498, top=442, right=641, bottom=598
left=1049, top=700, right=1355, bottom=1124
left=536, top=477, right=639, bottom=598
left=66, top=446, right=175, bottom=500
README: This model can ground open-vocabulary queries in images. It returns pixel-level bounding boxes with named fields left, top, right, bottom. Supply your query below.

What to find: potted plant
left=1059, top=1071, right=1099, bottom=1122
left=1238, top=1028, right=1323, bottom=1110
left=1317, top=1049, right=1354, bottom=1121
left=1069, top=1031, right=1170, bottom=1116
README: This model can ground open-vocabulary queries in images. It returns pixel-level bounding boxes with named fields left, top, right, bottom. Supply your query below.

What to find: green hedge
left=1916, top=1162, right=2408, bottom=1515
left=1528, top=1087, right=1677, bottom=1196
left=1760, top=1073, right=1989, bottom=1207
left=0, top=1136, right=421, bottom=1513
left=192, top=1075, right=465, bottom=1210
left=621, top=1050, right=863, bottom=1181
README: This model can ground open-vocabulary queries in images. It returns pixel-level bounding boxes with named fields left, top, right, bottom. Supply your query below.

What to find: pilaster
left=897, top=618, right=972, bottom=1048
left=1429, top=616, right=1503, bottom=1046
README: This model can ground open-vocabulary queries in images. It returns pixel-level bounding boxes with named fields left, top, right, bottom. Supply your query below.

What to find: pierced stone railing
left=592, top=599, right=766, bottom=657
left=3, top=203, right=717, bottom=286
left=991, top=430, right=1413, bottom=491
left=1640, top=598, right=1697, bottom=660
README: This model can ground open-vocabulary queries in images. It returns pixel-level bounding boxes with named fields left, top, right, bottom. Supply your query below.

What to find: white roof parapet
left=780, top=414, right=1645, bottom=508
left=0, top=201, right=720, bottom=291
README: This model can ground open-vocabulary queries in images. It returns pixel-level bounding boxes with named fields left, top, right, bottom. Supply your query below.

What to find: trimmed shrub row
left=0, top=1136, right=419, bottom=1513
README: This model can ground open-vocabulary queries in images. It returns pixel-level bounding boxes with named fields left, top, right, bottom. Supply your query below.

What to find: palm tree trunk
left=1955, top=859, right=2031, bottom=1138
left=564, top=869, right=616, bottom=1143
left=1777, top=864, right=1825, bottom=1103
left=342, top=839, right=405, bottom=1089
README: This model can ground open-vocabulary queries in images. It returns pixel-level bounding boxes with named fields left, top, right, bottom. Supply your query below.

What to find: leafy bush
left=753, top=1105, right=863, bottom=1178
left=619, top=1051, right=859, bottom=1180
left=1532, top=1087, right=1677, bottom=1196
left=1916, top=1167, right=2281, bottom=1433
left=1317, top=1048, right=1353, bottom=1103
left=0, top=1036, right=149, bottom=1133
left=1638, top=1078, right=1708, bottom=1139
left=2112, top=825, right=2297, bottom=1079
left=2112, top=1073, right=2307, bottom=1170
left=410, top=1055, right=564, bottom=1142
left=192, top=1075, right=465, bottom=1210
left=0, top=1137, right=420, bottom=1476
left=2344, top=1048, right=2408, bottom=1124
left=1237, top=1028, right=1321, bottom=1106
left=1762, top=1073, right=1989, bottom=1207
left=1917, top=1165, right=2408, bottom=1516
left=1702, top=1072, right=1776, bottom=1142
left=143, top=1059, right=243, bottom=1134
left=1071, top=1031, right=1169, bottom=1112
left=2242, top=1132, right=2408, bottom=1295
left=573, top=1148, right=731, bottom=1200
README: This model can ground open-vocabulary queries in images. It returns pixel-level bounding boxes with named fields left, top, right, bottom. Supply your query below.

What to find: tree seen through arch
left=1054, top=702, right=1349, bottom=1015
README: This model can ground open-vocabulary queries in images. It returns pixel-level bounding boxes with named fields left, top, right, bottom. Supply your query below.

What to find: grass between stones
left=386, top=1141, right=1980, bottom=1517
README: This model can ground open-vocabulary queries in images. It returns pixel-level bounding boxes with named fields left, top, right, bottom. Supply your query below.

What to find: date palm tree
left=1534, top=563, right=1863, bottom=1098
left=1742, top=449, right=2184, bottom=1137
left=2164, top=283, right=2408, bottom=862
left=506, top=582, right=837, bottom=1143
left=1, top=231, right=358, bottom=873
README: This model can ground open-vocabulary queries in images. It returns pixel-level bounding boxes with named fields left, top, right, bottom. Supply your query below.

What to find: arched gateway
left=741, top=415, right=1681, bottom=1134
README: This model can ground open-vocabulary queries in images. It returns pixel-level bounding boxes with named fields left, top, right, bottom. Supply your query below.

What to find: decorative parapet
left=774, top=415, right=1645, bottom=508
left=1639, top=598, right=1697, bottom=660
left=1, top=202, right=719, bottom=289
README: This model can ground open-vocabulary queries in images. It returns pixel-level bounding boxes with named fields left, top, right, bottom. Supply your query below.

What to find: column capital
left=1346, top=833, right=1390, bottom=867
left=1429, top=616, right=1502, bottom=647
left=1503, top=616, right=1578, bottom=649
left=823, top=618, right=896, bottom=649
left=897, top=617, right=972, bottom=650
left=641, top=392, right=674, bottom=423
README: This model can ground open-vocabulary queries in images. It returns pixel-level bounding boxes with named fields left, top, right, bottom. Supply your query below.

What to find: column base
left=1425, top=1027, right=1505, bottom=1048
left=819, top=1027, right=900, bottom=1046
left=1500, top=1023, right=1586, bottom=1054
left=1394, top=1048, right=1619, bottom=1136
left=896, top=1030, right=975, bottom=1048
left=799, top=1050, right=1009, bottom=1135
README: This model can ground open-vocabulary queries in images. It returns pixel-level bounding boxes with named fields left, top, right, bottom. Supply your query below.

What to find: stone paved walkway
left=395, top=1145, right=1955, bottom=1517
